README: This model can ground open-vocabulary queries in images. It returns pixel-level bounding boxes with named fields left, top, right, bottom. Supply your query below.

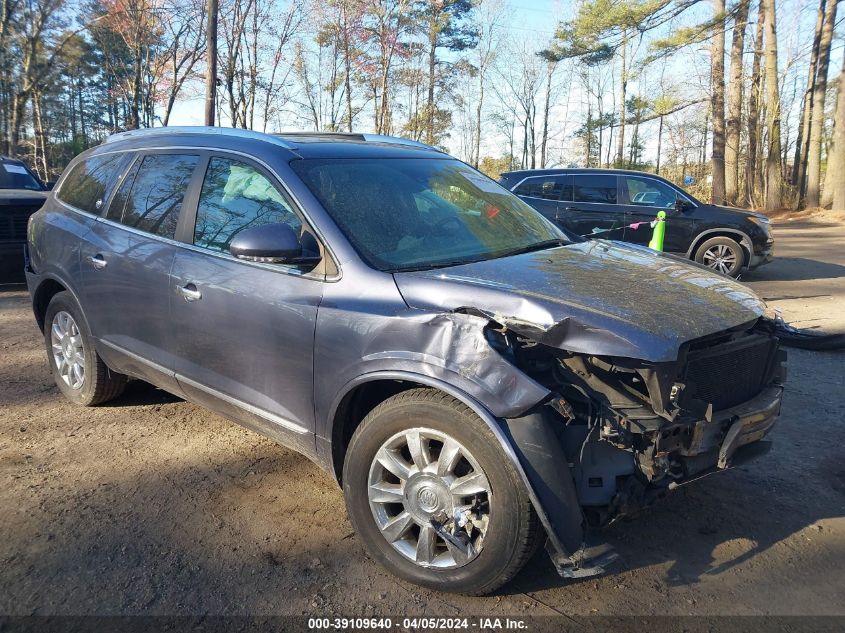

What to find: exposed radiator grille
left=0, top=207, right=38, bottom=241
left=684, top=335, right=776, bottom=411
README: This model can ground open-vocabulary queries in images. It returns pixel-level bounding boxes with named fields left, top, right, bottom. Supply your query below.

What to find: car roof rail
left=103, top=126, right=297, bottom=149
left=362, top=134, right=444, bottom=153
left=275, top=131, right=444, bottom=153
left=103, top=127, right=443, bottom=153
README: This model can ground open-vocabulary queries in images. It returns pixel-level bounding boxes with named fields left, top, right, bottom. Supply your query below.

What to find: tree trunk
left=828, top=48, right=845, bottom=210
left=473, top=77, right=483, bottom=168
left=540, top=63, right=553, bottom=168
left=425, top=19, right=437, bottom=145
left=710, top=0, right=727, bottom=205
left=804, top=0, right=837, bottom=208
left=78, top=82, right=87, bottom=146
left=342, top=6, right=354, bottom=132
left=725, top=0, right=749, bottom=205
left=746, top=0, right=764, bottom=206
left=656, top=115, right=663, bottom=174
left=204, top=0, right=218, bottom=126
left=33, top=91, right=48, bottom=179
left=793, top=0, right=825, bottom=190
left=762, top=0, right=783, bottom=211
left=615, top=31, right=627, bottom=166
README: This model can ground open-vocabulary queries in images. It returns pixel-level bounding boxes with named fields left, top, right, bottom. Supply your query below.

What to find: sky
left=165, top=0, right=821, bottom=168
left=166, top=0, right=571, bottom=130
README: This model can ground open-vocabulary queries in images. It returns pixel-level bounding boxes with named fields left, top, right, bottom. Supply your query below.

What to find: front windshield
left=0, top=161, right=43, bottom=191
left=291, top=157, right=567, bottom=271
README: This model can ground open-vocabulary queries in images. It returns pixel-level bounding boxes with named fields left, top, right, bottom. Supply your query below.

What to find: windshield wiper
left=394, top=258, right=487, bottom=272
left=497, top=239, right=567, bottom=259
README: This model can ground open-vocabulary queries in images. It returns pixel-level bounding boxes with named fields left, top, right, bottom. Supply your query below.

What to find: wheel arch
left=686, top=229, right=753, bottom=266
left=31, top=275, right=80, bottom=332
left=327, top=371, right=583, bottom=559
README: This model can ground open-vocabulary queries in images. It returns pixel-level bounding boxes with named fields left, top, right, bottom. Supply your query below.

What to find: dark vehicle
left=1, top=157, right=48, bottom=281
left=499, top=168, right=774, bottom=277
left=26, top=128, right=785, bottom=595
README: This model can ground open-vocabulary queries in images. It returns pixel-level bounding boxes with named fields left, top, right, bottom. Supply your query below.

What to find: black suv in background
left=499, top=168, right=774, bottom=277
left=1, top=157, right=48, bottom=282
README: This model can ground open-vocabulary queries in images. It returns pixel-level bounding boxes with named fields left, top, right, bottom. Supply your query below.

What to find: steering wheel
left=431, top=215, right=464, bottom=234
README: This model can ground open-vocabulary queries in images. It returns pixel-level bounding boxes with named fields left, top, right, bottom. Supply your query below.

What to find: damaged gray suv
left=26, top=127, right=786, bottom=595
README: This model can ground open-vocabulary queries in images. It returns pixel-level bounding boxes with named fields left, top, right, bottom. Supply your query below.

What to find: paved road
left=0, top=220, right=843, bottom=619
left=744, top=219, right=845, bottom=332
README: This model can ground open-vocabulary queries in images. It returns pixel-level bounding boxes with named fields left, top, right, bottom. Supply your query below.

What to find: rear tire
left=342, top=388, right=539, bottom=595
left=694, top=236, right=745, bottom=277
left=44, top=291, right=126, bottom=406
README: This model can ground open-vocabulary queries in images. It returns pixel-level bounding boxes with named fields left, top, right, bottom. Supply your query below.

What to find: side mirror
left=674, top=198, right=692, bottom=213
left=230, top=223, right=311, bottom=263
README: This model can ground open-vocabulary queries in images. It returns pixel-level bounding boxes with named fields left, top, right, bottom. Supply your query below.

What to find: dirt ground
left=0, top=219, right=843, bottom=620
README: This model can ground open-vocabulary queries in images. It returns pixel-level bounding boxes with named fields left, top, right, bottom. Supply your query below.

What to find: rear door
left=511, top=174, right=572, bottom=226
left=560, top=174, right=625, bottom=239
left=619, top=174, right=696, bottom=252
left=80, top=151, right=201, bottom=390
left=169, top=154, right=324, bottom=451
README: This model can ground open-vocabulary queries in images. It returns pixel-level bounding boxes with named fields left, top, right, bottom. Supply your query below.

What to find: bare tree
left=804, top=0, right=837, bottom=208
left=159, top=0, right=207, bottom=126
left=746, top=0, right=764, bottom=206
left=710, top=0, right=726, bottom=204
left=828, top=48, right=845, bottom=210
left=724, top=0, right=748, bottom=205
left=761, top=0, right=782, bottom=211
left=792, top=0, right=825, bottom=190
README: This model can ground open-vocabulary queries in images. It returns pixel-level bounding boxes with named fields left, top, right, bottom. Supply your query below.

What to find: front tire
left=694, top=236, right=745, bottom=277
left=342, top=388, right=539, bottom=595
left=44, top=291, right=127, bottom=406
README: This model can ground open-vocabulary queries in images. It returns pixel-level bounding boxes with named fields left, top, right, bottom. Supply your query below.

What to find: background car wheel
left=44, top=291, right=126, bottom=406
left=694, top=236, right=745, bottom=277
left=342, top=388, right=539, bottom=595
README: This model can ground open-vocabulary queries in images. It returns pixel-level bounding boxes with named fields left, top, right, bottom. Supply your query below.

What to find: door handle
left=87, top=254, right=107, bottom=269
left=178, top=283, right=202, bottom=302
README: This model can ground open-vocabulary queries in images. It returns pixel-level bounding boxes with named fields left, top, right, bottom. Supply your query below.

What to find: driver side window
left=624, top=176, right=678, bottom=208
left=193, top=157, right=302, bottom=253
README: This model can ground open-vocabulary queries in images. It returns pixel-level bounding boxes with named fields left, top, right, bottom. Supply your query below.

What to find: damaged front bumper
left=682, top=384, right=782, bottom=473
left=492, top=320, right=786, bottom=580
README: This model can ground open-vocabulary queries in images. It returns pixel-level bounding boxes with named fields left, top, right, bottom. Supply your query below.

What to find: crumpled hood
left=393, top=240, right=766, bottom=362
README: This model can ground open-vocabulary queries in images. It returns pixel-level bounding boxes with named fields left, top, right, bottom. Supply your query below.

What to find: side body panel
left=170, top=248, right=323, bottom=455
left=79, top=218, right=184, bottom=392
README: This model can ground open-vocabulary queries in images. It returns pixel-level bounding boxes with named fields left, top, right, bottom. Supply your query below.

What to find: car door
left=80, top=151, right=201, bottom=392
left=169, top=154, right=324, bottom=451
left=511, top=174, right=572, bottom=225
left=619, top=174, right=697, bottom=252
left=559, top=174, right=625, bottom=239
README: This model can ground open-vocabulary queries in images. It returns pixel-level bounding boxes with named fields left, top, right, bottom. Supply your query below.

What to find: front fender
left=686, top=227, right=754, bottom=259
left=314, top=310, right=550, bottom=434
left=328, top=370, right=584, bottom=560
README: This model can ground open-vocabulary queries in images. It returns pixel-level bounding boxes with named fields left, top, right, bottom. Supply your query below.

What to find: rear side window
left=57, top=153, right=124, bottom=213
left=193, top=157, right=301, bottom=253
left=573, top=175, right=618, bottom=204
left=513, top=175, right=571, bottom=201
left=110, top=154, right=199, bottom=239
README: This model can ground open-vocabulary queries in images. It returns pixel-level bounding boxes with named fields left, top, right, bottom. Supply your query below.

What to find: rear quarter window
left=56, top=153, right=125, bottom=213
left=110, top=153, right=199, bottom=239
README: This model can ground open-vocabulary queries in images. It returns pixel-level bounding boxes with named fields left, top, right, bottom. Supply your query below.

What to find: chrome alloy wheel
left=702, top=243, right=739, bottom=274
left=367, top=427, right=491, bottom=569
left=51, top=311, right=85, bottom=390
